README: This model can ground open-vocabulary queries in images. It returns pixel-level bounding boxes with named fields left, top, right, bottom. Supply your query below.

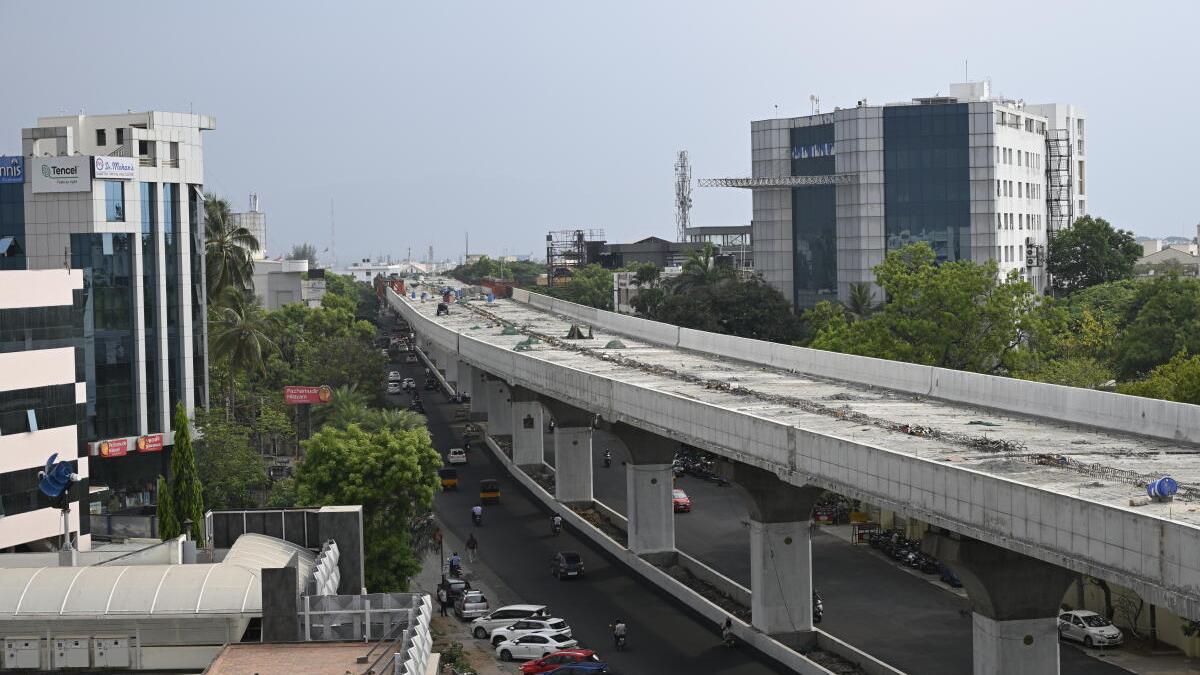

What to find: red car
left=519, top=649, right=600, bottom=673
left=672, top=488, right=691, bottom=512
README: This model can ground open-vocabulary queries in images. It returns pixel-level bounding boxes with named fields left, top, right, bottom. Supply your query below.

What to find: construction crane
left=698, top=175, right=855, bottom=188
left=674, top=150, right=692, bottom=243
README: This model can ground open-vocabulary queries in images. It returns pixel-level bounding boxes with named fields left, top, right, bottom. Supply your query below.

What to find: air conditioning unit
left=92, top=636, right=131, bottom=668
left=1026, top=255, right=1036, bottom=267
left=5, top=637, right=42, bottom=669
left=52, top=637, right=90, bottom=668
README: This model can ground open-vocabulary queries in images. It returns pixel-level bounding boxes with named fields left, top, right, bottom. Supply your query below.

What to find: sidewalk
left=413, top=524, right=520, bottom=675
left=818, top=524, right=967, bottom=600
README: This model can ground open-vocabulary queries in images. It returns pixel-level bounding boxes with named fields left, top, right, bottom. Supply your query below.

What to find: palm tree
left=204, top=193, right=259, bottom=300
left=847, top=282, right=880, bottom=320
left=210, top=288, right=278, bottom=417
left=673, top=242, right=734, bottom=294
left=316, top=384, right=372, bottom=429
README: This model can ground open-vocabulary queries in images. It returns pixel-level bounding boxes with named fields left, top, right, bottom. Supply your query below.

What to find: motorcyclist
left=721, top=617, right=734, bottom=645
left=471, top=504, right=483, bottom=523
left=551, top=513, right=563, bottom=534
left=603, top=447, right=612, bottom=467
left=448, top=552, right=462, bottom=575
left=611, top=619, right=627, bottom=648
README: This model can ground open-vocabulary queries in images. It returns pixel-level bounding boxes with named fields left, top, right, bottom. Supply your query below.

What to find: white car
left=446, top=448, right=467, bottom=465
left=386, top=382, right=402, bottom=394
left=387, top=371, right=401, bottom=382
left=1058, top=610, right=1123, bottom=648
left=470, top=605, right=549, bottom=639
left=489, top=617, right=571, bottom=646
left=494, top=632, right=578, bottom=662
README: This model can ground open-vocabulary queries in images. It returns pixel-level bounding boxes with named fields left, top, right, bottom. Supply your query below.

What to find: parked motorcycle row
left=671, top=447, right=729, bottom=486
left=867, top=529, right=962, bottom=588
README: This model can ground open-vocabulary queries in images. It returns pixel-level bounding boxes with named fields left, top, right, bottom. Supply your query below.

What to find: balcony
left=138, top=157, right=156, bottom=168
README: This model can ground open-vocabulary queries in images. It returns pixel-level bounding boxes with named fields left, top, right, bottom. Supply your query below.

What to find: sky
left=2, top=1, right=1197, bottom=265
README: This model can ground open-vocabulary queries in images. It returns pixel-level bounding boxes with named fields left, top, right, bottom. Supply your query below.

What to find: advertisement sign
left=136, top=433, right=164, bottom=453
left=93, top=155, right=136, bottom=180
left=0, top=156, right=23, bottom=184
left=92, top=437, right=129, bottom=458
left=284, top=384, right=333, bottom=405
left=32, top=156, right=90, bottom=193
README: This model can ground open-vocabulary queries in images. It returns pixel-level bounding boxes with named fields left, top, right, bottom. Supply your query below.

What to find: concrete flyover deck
left=389, top=284, right=1200, bottom=624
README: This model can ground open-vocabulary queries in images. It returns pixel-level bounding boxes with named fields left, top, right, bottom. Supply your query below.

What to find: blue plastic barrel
left=486, top=293, right=495, bottom=303
left=1147, top=476, right=1179, bottom=500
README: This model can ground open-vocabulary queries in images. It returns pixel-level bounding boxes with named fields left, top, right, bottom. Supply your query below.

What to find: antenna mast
left=329, top=199, right=337, bottom=270
left=674, top=150, right=692, bottom=242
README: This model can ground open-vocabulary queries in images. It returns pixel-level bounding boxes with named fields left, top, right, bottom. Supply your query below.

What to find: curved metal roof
left=0, top=533, right=315, bottom=618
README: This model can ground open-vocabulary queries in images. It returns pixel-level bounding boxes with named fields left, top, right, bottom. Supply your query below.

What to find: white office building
left=726, top=81, right=1086, bottom=307
left=0, top=269, right=90, bottom=551
left=229, top=193, right=266, bottom=259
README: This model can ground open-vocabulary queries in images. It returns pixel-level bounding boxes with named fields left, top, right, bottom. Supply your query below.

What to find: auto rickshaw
left=438, top=468, right=459, bottom=491
left=479, top=479, right=500, bottom=504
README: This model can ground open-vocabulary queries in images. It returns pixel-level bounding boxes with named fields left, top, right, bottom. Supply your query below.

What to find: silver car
left=1058, top=610, right=1123, bottom=648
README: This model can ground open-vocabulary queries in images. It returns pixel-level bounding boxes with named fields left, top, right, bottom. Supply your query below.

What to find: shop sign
left=284, top=384, right=333, bottom=405
left=137, top=433, right=164, bottom=453
left=32, top=156, right=90, bottom=193
left=93, top=155, right=136, bottom=180
left=92, top=437, right=130, bottom=458
left=0, top=156, right=23, bottom=184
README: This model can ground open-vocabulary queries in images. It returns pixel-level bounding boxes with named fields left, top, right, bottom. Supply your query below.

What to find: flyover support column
left=457, top=361, right=473, bottom=399
left=443, top=355, right=459, bottom=391
left=509, top=386, right=545, bottom=467
left=923, top=533, right=1073, bottom=675
left=470, top=368, right=488, bottom=417
left=541, top=399, right=594, bottom=504
left=607, top=423, right=676, bottom=557
left=484, top=377, right=512, bottom=436
left=732, top=464, right=822, bottom=637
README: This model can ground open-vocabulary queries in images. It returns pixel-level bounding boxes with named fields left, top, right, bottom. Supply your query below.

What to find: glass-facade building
left=790, top=124, right=837, bottom=308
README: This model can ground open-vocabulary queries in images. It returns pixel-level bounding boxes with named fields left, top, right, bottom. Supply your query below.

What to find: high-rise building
left=6, top=111, right=214, bottom=496
left=743, top=82, right=1084, bottom=308
left=0, top=269, right=90, bottom=550
left=230, top=193, right=266, bottom=260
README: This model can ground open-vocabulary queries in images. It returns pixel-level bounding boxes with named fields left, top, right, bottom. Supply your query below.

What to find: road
left=397, top=359, right=791, bottom=675
left=587, top=429, right=1130, bottom=675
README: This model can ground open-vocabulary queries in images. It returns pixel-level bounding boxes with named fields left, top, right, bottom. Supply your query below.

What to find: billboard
left=32, top=156, right=90, bottom=193
left=89, top=432, right=170, bottom=457
left=0, top=156, right=23, bottom=184
left=93, top=155, right=136, bottom=180
left=284, top=384, right=333, bottom=405
left=136, top=433, right=164, bottom=453
left=93, top=438, right=129, bottom=458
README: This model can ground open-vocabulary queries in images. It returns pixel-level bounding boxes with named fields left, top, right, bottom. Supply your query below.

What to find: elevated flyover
left=390, top=283, right=1200, bottom=675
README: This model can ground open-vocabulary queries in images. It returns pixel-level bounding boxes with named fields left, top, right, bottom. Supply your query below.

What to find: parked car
left=544, top=664, right=614, bottom=675
left=387, top=371, right=402, bottom=382
left=471, top=605, right=550, bottom=639
left=455, top=589, right=490, bottom=619
left=1058, top=610, right=1123, bottom=647
left=519, top=649, right=600, bottom=674
left=490, top=618, right=572, bottom=646
left=550, top=551, right=585, bottom=580
left=405, top=354, right=418, bottom=363
left=387, top=381, right=402, bottom=394
left=495, top=633, right=578, bottom=662
left=438, top=577, right=470, bottom=603
left=446, top=448, right=468, bottom=465
left=671, top=488, right=691, bottom=512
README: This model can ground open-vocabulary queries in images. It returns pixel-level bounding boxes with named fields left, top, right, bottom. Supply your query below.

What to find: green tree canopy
left=287, top=242, right=319, bottom=267
left=194, top=412, right=269, bottom=510
left=1118, top=353, right=1200, bottom=405
left=294, top=423, right=441, bottom=591
left=1112, top=274, right=1200, bottom=379
left=810, top=242, right=1040, bottom=373
left=1046, top=216, right=1142, bottom=295
left=544, top=264, right=613, bottom=310
left=168, top=403, right=205, bottom=542
left=204, top=193, right=259, bottom=298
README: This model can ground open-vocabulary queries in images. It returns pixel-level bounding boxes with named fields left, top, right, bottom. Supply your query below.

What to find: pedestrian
left=466, top=533, right=478, bottom=563
left=436, top=586, right=449, bottom=617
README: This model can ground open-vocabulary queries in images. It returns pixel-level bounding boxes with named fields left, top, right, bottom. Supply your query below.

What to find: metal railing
left=298, top=592, right=433, bottom=675
left=90, top=513, right=158, bottom=540
left=138, top=157, right=156, bottom=167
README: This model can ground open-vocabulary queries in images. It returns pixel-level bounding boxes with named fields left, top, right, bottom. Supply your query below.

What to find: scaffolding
left=545, top=229, right=605, bottom=286
left=1046, top=129, right=1073, bottom=232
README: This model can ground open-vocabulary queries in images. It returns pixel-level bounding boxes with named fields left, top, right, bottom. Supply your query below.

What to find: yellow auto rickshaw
left=438, top=468, right=459, bottom=491
left=479, top=479, right=500, bottom=504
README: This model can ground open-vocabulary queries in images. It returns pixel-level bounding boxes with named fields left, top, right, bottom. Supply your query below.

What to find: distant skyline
left=2, top=2, right=1197, bottom=263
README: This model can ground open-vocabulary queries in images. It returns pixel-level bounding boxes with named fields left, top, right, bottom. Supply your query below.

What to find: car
left=489, top=617, right=572, bottom=646
left=454, top=589, right=490, bottom=619
left=495, top=632, right=578, bottom=662
left=550, top=551, right=584, bottom=579
left=519, top=649, right=600, bottom=674
left=387, top=371, right=402, bottom=382
left=405, top=354, right=418, bottom=363
left=544, top=664, right=614, bottom=675
left=672, top=488, right=691, bottom=512
left=387, top=382, right=402, bottom=394
left=402, top=377, right=416, bottom=390
left=1058, top=610, right=1123, bottom=647
left=471, top=605, right=550, bottom=639
left=446, top=448, right=468, bottom=465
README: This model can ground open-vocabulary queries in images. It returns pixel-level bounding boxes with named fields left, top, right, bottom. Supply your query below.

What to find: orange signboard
left=96, top=438, right=129, bottom=458
left=284, top=384, right=333, bottom=405
left=137, top=434, right=164, bottom=453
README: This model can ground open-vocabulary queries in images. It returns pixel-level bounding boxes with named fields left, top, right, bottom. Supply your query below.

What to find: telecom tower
left=675, top=150, right=692, bottom=242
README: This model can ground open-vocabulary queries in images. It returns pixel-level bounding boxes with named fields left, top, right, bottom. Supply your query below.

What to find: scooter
left=603, top=451, right=612, bottom=468
left=813, top=591, right=824, bottom=624
left=551, top=519, right=563, bottom=536
left=472, top=511, right=482, bottom=526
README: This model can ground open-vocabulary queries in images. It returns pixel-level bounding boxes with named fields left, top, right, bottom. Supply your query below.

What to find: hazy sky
left=2, top=2, right=1196, bottom=265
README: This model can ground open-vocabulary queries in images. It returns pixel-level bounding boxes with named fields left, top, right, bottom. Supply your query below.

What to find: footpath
left=411, top=522, right=521, bottom=675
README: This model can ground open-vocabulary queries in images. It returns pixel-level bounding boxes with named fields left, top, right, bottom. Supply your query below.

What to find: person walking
left=466, top=533, right=478, bottom=563
left=436, top=586, right=449, bottom=617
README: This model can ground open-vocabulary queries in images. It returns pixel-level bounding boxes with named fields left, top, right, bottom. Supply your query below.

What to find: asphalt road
left=587, top=430, right=1129, bottom=675
left=400, top=360, right=791, bottom=675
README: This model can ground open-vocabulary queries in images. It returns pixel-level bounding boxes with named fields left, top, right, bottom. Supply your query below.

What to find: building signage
left=92, top=437, right=130, bottom=458
left=136, top=434, right=164, bottom=453
left=284, top=384, right=333, bottom=405
left=791, top=142, right=835, bottom=160
left=93, top=155, right=136, bottom=180
left=0, top=156, right=23, bottom=184
left=32, top=155, right=90, bottom=193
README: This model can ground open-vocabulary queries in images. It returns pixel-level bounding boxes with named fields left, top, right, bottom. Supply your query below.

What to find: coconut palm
left=204, top=193, right=259, bottom=301
left=209, top=288, right=278, bottom=417
left=847, top=282, right=880, bottom=320
left=673, top=242, right=735, bottom=294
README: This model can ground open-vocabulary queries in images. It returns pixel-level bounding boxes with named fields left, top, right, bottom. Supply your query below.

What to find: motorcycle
left=813, top=590, right=824, bottom=624
left=472, top=511, right=482, bottom=526
left=551, top=519, right=563, bottom=536
left=615, top=634, right=627, bottom=651
left=447, top=559, right=462, bottom=578
left=603, top=451, right=612, bottom=468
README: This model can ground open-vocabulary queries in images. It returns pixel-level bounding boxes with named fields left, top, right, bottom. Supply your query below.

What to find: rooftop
left=203, top=641, right=369, bottom=675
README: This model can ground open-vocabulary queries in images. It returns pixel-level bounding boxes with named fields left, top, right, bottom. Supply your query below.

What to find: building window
left=138, top=140, right=150, bottom=156
left=1078, top=160, right=1085, bottom=195
left=789, top=122, right=836, bottom=308
left=96, top=129, right=106, bottom=146
left=116, top=128, right=125, bottom=146
left=996, top=180, right=1001, bottom=197
left=104, top=181, right=125, bottom=222
left=1018, top=183, right=1022, bottom=198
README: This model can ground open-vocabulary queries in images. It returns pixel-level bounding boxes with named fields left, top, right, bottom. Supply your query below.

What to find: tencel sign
left=93, top=155, right=135, bottom=180
left=0, top=156, right=23, bottom=184
left=32, top=156, right=90, bottom=193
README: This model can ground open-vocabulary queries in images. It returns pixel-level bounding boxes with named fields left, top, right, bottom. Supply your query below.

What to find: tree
left=168, top=403, right=205, bottom=542
left=195, top=412, right=269, bottom=509
left=709, top=276, right=804, bottom=343
left=1047, top=216, right=1142, bottom=295
left=156, top=475, right=180, bottom=539
left=1118, top=353, right=1200, bottom=405
left=294, top=423, right=441, bottom=591
left=673, top=243, right=735, bottom=295
left=1112, top=275, right=1200, bottom=379
left=810, top=243, right=1039, bottom=373
left=210, top=289, right=279, bottom=415
left=546, top=264, right=613, bottom=310
left=846, top=282, right=880, bottom=320
left=287, top=242, right=319, bottom=267
left=1020, top=357, right=1115, bottom=389
left=204, top=193, right=259, bottom=298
